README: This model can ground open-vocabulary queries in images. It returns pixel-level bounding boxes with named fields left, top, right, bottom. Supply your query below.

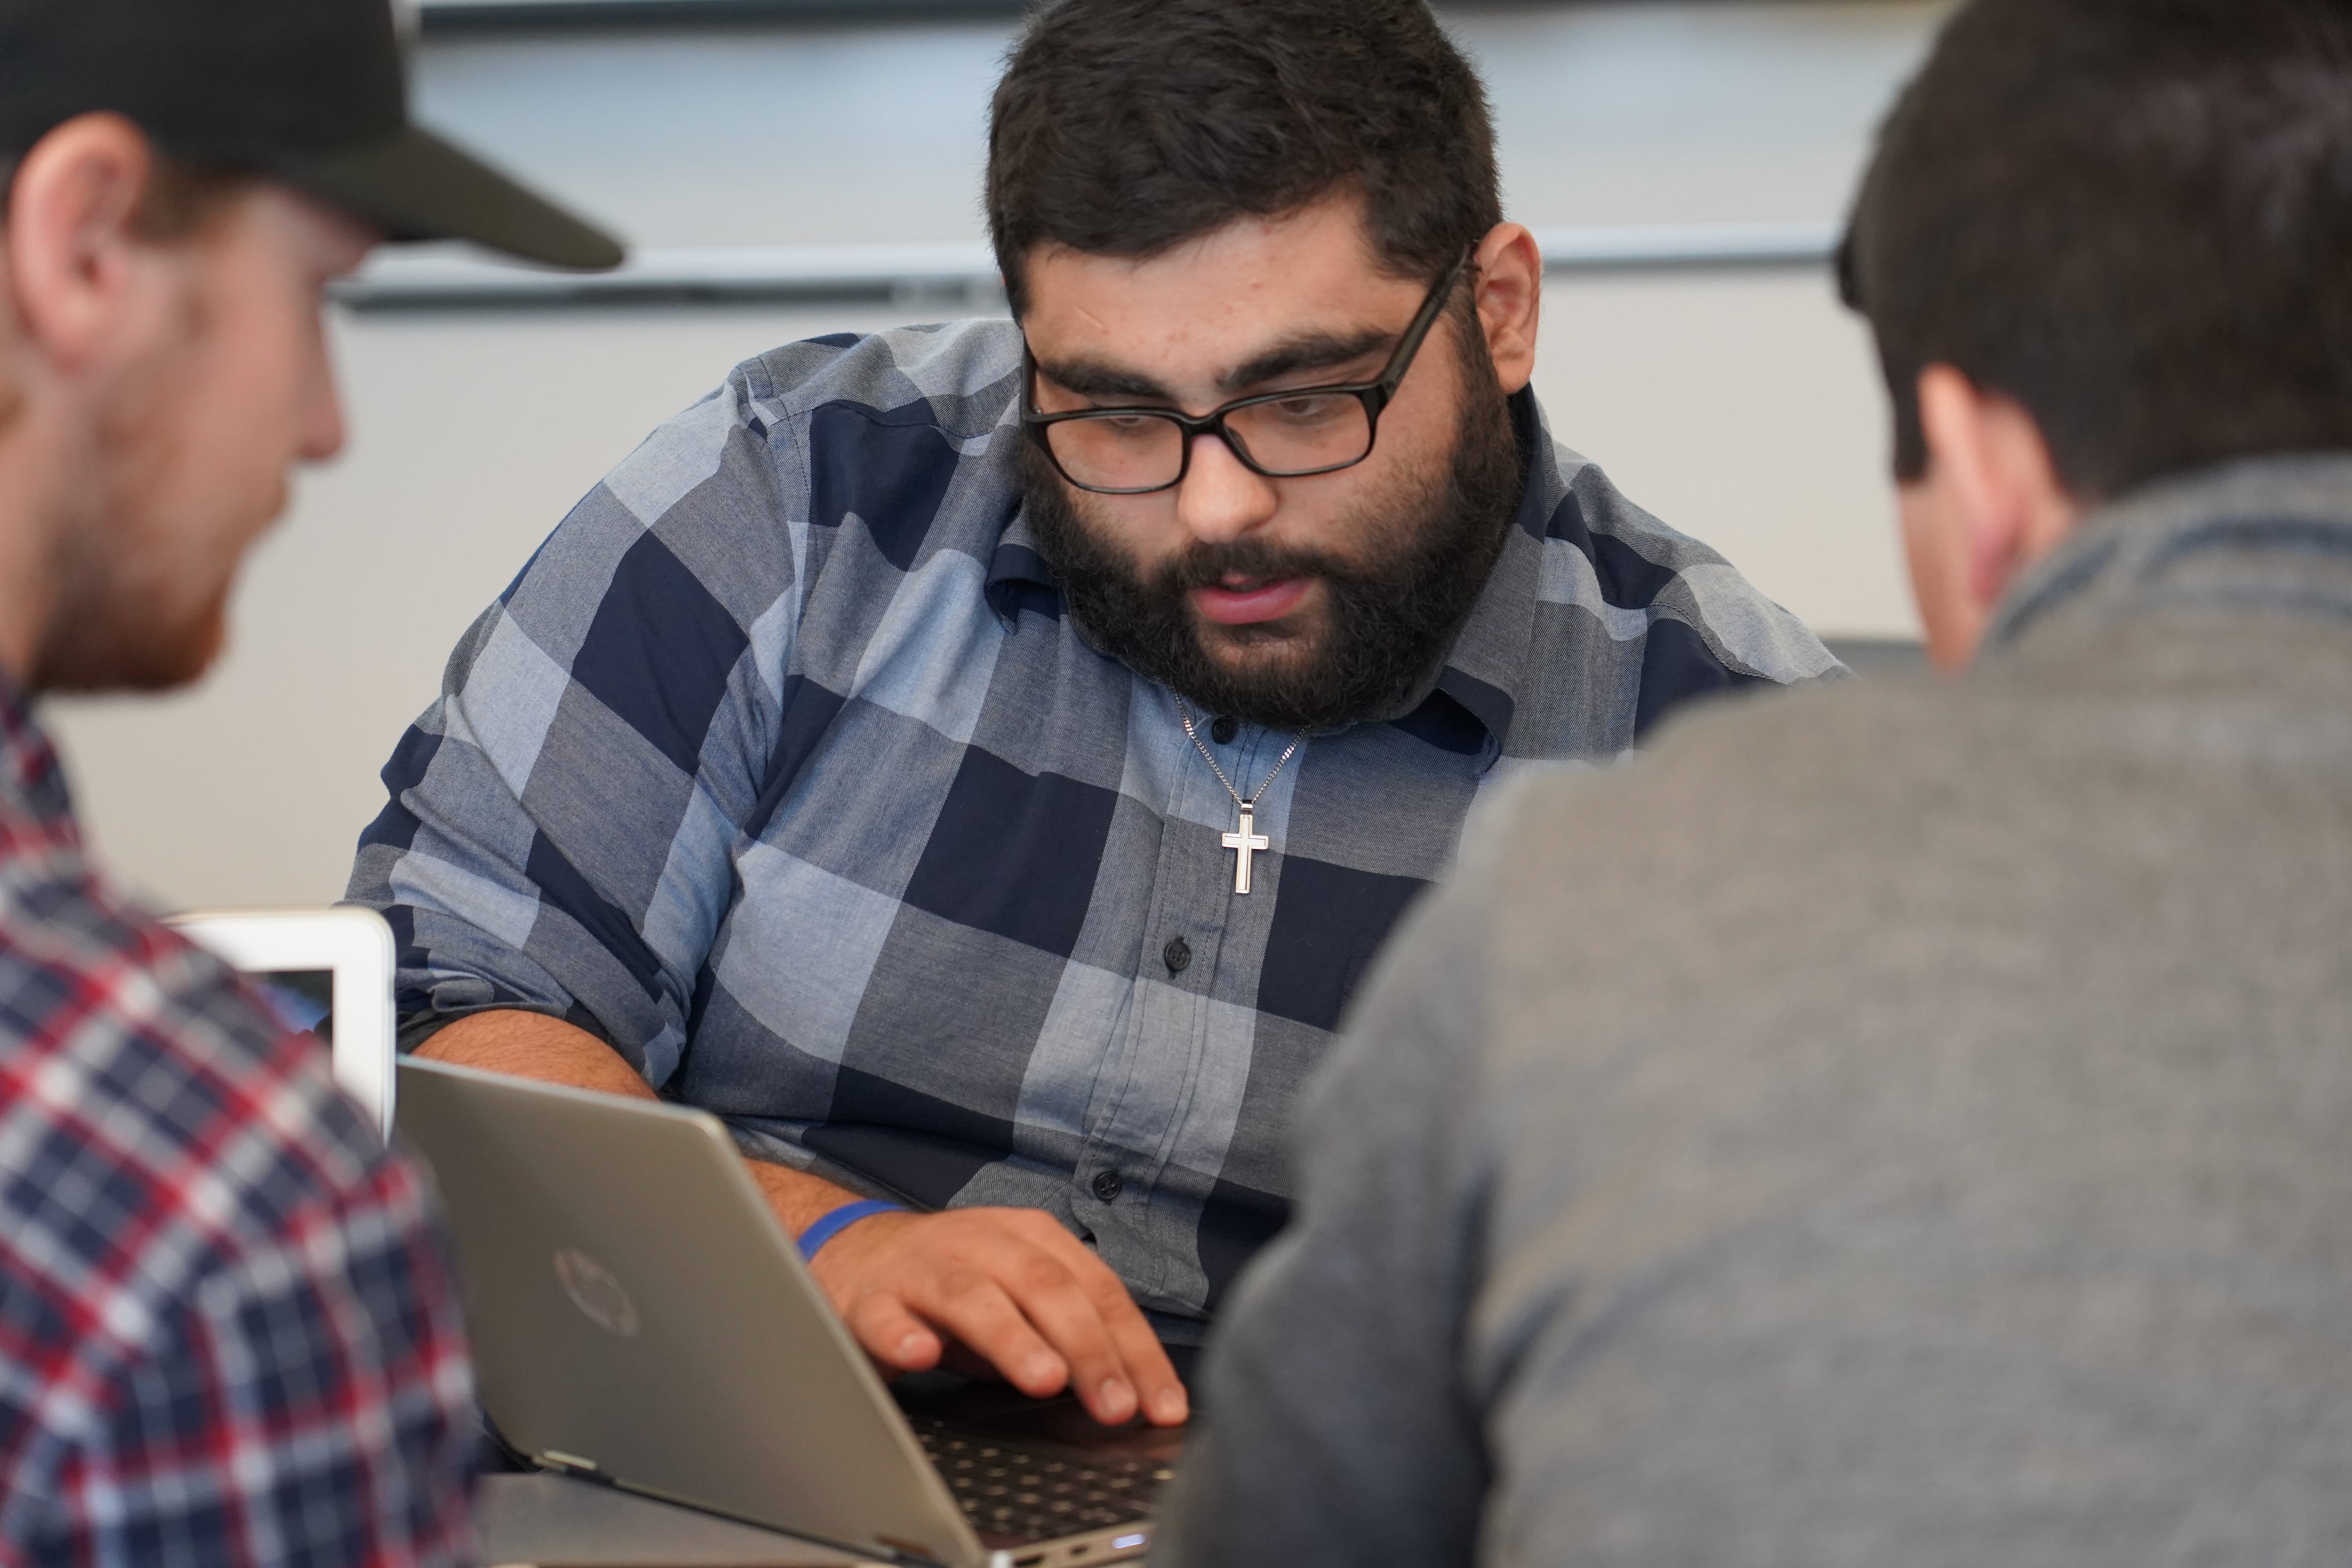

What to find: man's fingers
left=904, top=1272, right=1069, bottom=1398
left=993, top=1222, right=1185, bottom=1429
left=1098, top=1290, right=1187, bottom=1425
left=813, top=1208, right=1184, bottom=1425
left=1062, top=1252, right=1185, bottom=1424
left=847, top=1291, right=942, bottom=1373
left=1003, top=1214, right=1187, bottom=1425
left=996, top=1250, right=1140, bottom=1425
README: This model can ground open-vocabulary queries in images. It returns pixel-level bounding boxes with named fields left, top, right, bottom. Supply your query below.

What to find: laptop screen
left=249, top=968, right=337, bottom=1045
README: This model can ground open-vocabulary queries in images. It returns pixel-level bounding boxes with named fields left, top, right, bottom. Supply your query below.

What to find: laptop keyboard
left=907, top=1416, right=1169, bottom=1544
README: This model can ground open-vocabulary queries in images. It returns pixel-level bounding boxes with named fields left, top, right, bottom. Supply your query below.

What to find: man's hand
left=802, top=1203, right=1189, bottom=1429
left=423, top=1011, right=1188, bottom=1430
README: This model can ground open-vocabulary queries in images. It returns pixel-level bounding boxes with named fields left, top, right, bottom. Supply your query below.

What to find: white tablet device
left=164, top=907, right=398, bottom=1137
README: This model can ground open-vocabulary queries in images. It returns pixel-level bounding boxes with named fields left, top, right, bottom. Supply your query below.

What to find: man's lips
left=1190, top=575, right=1312, bottom=626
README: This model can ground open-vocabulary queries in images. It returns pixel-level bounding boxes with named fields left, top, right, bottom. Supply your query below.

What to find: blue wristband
left=797, top=1198, right=907, bottom=1261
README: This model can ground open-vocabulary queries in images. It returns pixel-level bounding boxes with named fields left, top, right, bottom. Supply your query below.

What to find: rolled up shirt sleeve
left=345, top=367, right=807, bottom=1088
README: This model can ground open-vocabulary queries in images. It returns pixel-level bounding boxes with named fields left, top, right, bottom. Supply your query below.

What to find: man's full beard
left=1025, top=345, right=1526, bottom=733
left=33, top=509, right=232, bottom=695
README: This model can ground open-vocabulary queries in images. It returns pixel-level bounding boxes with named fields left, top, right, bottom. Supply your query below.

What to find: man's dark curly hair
left=987, top=0, right=1501, bottom=317
left=1842, top=0, right=2352, bottom=496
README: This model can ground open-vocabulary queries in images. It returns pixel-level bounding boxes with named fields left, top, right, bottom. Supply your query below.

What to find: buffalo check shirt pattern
left=0, top=681, right=477, bottom=1566
left=348, top=319, right=1839, bottom=1330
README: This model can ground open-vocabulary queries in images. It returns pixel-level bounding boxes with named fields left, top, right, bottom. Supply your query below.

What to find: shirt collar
left=1421, top=386, right=1555, bottom=756
left=985, top=503, right=1060, bottom=626
left=984, top=386, right=1560, bottom=761
left=1984, top=452, right=2352, bottom=657
left=0, top=666, right=72, bottom=828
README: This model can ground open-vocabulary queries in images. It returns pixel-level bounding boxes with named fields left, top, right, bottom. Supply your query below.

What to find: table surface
left=475, top=1473, right=881, bottom=1567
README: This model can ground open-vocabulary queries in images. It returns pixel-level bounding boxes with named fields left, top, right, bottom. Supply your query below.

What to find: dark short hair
left=987, top=0, right=1500, bottom=316
left=1841, top=0, right=2352, bottom=495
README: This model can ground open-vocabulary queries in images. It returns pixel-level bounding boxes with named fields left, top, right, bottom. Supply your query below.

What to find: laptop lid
left=392, top=1056, right=986, bottom=1568
left=169, top=907, right=397, bottom=1137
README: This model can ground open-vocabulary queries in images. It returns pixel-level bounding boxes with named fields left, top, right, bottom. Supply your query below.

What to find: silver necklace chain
left=1175, top=698, right=1303, bottom=811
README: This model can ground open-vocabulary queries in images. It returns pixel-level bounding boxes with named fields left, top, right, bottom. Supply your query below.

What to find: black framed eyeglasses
left=1022, top=248, right=1475, bottom=495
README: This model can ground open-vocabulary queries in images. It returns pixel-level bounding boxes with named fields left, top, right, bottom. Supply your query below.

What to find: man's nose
left=299, top=374, right=347, bottom=465
left=1173, top=430, right=1279, bottom=544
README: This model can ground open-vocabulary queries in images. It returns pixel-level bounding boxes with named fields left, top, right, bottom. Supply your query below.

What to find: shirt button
left=1162, top=936, right=1191, bottom=973
left=1210, top=715, right=1239, bottom=745
left=1091, top=1169, right=1123, bottom=1202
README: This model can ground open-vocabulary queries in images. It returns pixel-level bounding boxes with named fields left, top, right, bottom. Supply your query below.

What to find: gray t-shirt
left=1156, top=456, right=2352, bottom=1568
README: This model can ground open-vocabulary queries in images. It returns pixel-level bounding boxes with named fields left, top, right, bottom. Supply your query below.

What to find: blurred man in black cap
left=0, top=1, right=616, bottom=1561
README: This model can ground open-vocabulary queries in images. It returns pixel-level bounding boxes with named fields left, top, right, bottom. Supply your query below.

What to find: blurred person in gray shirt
left=1156, top=0, right=2352, bottom=1563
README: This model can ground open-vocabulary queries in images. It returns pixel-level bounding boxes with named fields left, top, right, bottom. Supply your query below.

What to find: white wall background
left=49, top=0, right=1952, bottom=912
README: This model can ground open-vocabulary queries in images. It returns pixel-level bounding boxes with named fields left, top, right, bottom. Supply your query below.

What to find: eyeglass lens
left=1043, top=391, right=1374, bottom=492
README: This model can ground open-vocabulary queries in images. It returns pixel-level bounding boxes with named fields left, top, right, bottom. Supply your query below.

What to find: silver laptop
left=394, top=1057, right=1179, bottom=1568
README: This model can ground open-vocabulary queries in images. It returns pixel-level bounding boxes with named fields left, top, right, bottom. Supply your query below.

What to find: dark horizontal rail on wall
left=420, top=0, right=1027, bottom=30
left=416, top=0, right=1748, bottom=34
left=334, top=224, right=1840, bottom=314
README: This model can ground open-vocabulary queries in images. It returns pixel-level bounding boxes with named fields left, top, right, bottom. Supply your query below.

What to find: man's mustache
left=1151, top=539, right=1359, bottom=595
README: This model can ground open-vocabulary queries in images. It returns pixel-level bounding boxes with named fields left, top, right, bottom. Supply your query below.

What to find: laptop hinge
left=534, top=1450, right=613, bottom=1484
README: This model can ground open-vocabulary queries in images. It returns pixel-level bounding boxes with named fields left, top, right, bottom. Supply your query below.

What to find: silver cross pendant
left=1221, top=806, right=1271, bottom=894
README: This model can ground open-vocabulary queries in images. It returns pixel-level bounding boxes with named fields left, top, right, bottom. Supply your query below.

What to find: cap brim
left=276, top=124, right=624, bottom=272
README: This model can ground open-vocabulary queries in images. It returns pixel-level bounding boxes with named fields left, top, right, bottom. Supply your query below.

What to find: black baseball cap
left=0, top=0, right=623, bottom=270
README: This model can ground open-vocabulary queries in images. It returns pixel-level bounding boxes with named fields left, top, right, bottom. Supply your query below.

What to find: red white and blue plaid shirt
left=0, top=681, right=477, bottom=1566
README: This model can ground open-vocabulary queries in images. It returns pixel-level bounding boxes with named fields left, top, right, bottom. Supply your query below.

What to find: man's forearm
left=415, top=1009, right=863, bottom=1233
left=416, top=1008, right=659, bottom=1100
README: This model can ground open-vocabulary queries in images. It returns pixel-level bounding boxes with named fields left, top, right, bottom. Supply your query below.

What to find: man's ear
left=1470, top=223, right=1541, bottom=397
left=4, top=113, right=167, bottom=377
left=1915, top=364, right=2078, bottom=611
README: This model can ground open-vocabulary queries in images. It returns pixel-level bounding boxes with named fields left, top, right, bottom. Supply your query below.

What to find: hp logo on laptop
left=553, top=1247, right=641, bottom=1339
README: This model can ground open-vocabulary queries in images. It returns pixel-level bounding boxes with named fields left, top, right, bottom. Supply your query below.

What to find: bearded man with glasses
left=350, top=0, right=1838, bottom=1431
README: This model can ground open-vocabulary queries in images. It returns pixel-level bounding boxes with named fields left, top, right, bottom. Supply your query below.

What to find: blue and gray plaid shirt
left=347, top=319, right=1839, bottom=1328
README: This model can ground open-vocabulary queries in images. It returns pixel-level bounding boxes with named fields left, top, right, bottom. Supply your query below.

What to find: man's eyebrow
left=1033, top=357, right=1177, bottom=403
left=1034, top=327, right=1400, bottom=408
left=1220, top=329, right=1396, bottom=396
